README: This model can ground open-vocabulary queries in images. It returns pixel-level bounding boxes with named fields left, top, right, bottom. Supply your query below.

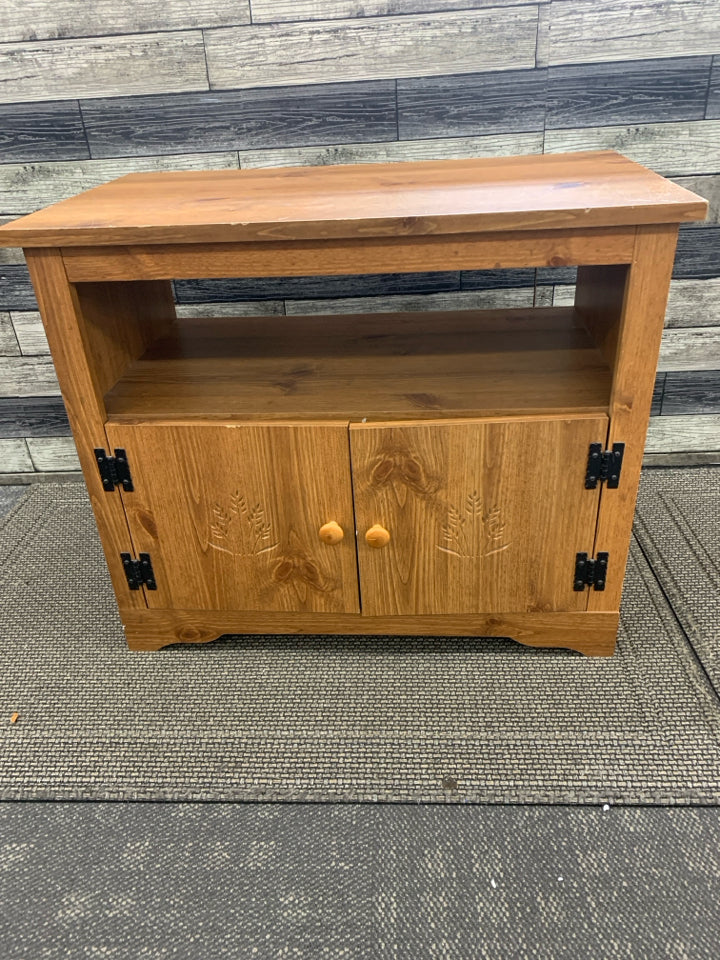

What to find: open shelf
left=104, top=307, right=612, bottom=423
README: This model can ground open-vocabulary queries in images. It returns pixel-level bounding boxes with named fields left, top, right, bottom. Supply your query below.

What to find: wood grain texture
left=204, top=8, right=538, bottom=90
left=658, top=328, right=720, bottom=371
left=542, top=0, right=720, bottom=66
left=665, top=278, right=720, bottom=327
left=652, top=373, right=666, bottom=417
left=397, top=67, right=546, bottom=140
left=173, top=272, right=460, bottom=305
left=2, top=0, right=250, bottom=42
left=589, top=224, right=679, bottom=611
left=0, top=265, right=35, bottom=310
left=0, top=100, right=89, bottom=163
left=673, top=176, right=719, bottom=227
left=0, top=32, right=209, bottom=105
left=23, top=248, right=145, bottom=608
left=0, top=220, right=25, bottom=264
left=0, top=313, right=20, bottom=357
left=121, top=607, right=619, bottom=656
left=8, top=311, right=48, bottom=355
left=62, top=229, right=636, bottom=285
left=26, top=436, right=79, bottom=472
left=284, top=287, right=537, bottom=315
left=2, top=152, right=705, bottom=247
left=646, top=414, right=720, bottom=453
left=80, top=81, right=396, bottom=159
left=0, top=154, right=239, bottom=218
left=103, top=309, right=612, bottom=424
left=708, top=57, right=720, bottom=118
left=104, top=421, right=360, bottom=614
left=0, top=357, right=59, bottom=397
left=461, top=268, right=535, bottom=291
left=673, top=227, right=720, bottom=279
left=545, top=121, right=720, bottom=178
left=547, top=57, right=712, bottom=129
left=249, top=0, right=537, bottom=23
left=350, top=415, right=605, bottom=616
left=238, top=132, right=544, bottom=169
left=175, top=301, right=285, bottom=318
left=0, top=438, right=32, bottom=473
left=0, top=396, right=70, bottom=439
left=662, top=371, right=720, bottom=415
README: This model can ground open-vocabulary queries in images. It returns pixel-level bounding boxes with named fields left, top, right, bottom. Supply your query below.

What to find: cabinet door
left=350, top=416, right=607, bottom=616
left=105, top=422, right=359, bottom=613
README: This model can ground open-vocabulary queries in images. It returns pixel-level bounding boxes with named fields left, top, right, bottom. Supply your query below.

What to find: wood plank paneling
left=10, top=311, right=49, bottom=356
left=397, top=68, right=546, bottom=140
left=651, top=373, right=665, bottom=417
left=1, top=1, right=250, bottom=42
left=461, top=269, right=536, bottom=291
left=238, top=132, right=544, bottom=169
left=174, top=273, right=461, bottom=305
left=284, top=287, right=536, bottom=315
left=646, top=415, right=720, bottom=453
left=665, top=278, right=720, bottom=327
left=0, top=356, right=59, bottom=397
left=672, top=175, right=719, bottom=227
left=545, top=120, right=720, bottom=177
left=673, top=226, right=720, bottom=279
left=26, top=436, right=80, bottom=472
left=0, top=396, right=70, bottom=439
left=0, top=438, right=33, bottom=473
left=0, top=101, right=89, bottom=163
left=175, top=301, right=285, bottom=318
left=707, top=57, right=720, bottom=118
left=541, top=0, right=720, bottom=66
left=662, top=371, right=720, bottom=415
left=80, top=82, right=397, bottom=159
left=0, top=32, right=209, bottom=105
left=547, top=57, right=711, bottom=129
left=0, top=313, right=20, bottom=356
left=204, top=8, right=539, bottom=90
left=658, top=328, right=720, bottom=371
left=250, top=0, right=537, bottom=23
left=0, top=220, right=25, bottom=265
left=0, top=266, right=36, bottom=311
left=0, top=154, right=239, bottom=218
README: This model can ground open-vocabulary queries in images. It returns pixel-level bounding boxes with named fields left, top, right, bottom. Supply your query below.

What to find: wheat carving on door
left=437, top=491, right=511, bottom=559
left=208, top=492, right=279, bottom=557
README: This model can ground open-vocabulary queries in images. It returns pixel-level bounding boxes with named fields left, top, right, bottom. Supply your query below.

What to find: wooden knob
left=365, top=524, right=390, bottom=549
left=319, top=521, right=344, bottom=544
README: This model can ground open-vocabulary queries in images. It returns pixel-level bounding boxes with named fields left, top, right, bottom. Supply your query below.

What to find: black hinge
left=585, top=443, right=625, bottom=489
left=121, top=552, right=157, bottom=591
left=95, top=448, right=133, bottom=492
left=574, top=552, right=609, bottom=592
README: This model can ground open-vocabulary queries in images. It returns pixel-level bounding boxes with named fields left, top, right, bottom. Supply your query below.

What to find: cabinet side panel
left=588, top=224, right=679, bottom=611
left=24, top=248, right=145, bottom=610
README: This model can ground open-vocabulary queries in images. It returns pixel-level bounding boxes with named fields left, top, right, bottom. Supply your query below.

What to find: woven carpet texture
left=2, top=478, right=720, bottom=804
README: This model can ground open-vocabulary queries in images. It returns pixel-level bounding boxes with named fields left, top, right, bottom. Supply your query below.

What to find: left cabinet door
left=104, top=422, right=359, bottom=613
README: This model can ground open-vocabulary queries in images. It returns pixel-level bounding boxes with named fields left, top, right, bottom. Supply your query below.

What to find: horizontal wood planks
left=203, top=9, right=539, bottom=90
left=249, top=0, right=535, bottom=23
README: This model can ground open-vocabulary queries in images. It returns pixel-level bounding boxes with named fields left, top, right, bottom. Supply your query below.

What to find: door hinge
left=95, top=448, right=133, bottom=492
left=121, top=552, right=157, bottom=591
left=574, top=552, right=609, bottom=592
left=585, top=442, right=624, bottom=489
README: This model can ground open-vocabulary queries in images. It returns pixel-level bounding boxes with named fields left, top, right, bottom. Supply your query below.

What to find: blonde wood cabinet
left=0, top=152, right=706, bottom=655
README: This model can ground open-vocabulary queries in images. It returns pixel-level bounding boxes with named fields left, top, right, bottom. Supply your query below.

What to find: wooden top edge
left=0, top=151, right=708, bottom=247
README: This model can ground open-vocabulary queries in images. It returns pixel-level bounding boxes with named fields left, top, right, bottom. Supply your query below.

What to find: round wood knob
left=319, top=521, right=344, bottom=544
left=365, top=524, right=390, bottom=549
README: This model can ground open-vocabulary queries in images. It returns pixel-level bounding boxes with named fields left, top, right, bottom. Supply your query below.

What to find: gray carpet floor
left=2, top=480, right=720, bottom=803
left=1, top=803, right=719, bottom=960
left=2, top=470, right=720, bottom=958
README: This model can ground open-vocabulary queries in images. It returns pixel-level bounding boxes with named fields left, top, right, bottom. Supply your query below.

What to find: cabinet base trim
left=120, top=609, right=619, bottom=657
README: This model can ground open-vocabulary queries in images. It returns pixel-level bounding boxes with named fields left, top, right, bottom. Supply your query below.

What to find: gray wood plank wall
left=0, top=2, right=718, bottom=474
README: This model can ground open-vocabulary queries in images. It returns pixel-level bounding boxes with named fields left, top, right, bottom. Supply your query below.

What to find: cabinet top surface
left=0, top=150, right=706, bottom=248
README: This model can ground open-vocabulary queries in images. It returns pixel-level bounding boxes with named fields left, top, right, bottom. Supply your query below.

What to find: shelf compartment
left=104, top=307, right=612, bottom=423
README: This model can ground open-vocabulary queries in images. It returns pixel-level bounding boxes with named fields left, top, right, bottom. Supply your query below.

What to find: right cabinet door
left=350, top=415, right=608, bottom=616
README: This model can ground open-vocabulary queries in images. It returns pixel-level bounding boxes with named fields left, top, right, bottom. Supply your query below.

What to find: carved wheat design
left=209, top=490, right=279, bottom=557
left=438, top=492, right=511, bottom=559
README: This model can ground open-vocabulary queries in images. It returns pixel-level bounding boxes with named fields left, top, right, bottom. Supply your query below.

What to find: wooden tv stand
left=0, top=151, right=706, bottom=655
